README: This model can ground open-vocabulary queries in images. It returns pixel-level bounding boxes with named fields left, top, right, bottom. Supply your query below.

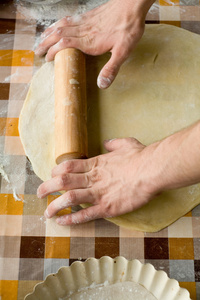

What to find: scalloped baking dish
left=25, top=256, right=191, bottom=300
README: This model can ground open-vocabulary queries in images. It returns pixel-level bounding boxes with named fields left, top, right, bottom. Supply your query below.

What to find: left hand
left=35, top=0, right=154, bottom=88
left=37, top=138, right=158, bottom=225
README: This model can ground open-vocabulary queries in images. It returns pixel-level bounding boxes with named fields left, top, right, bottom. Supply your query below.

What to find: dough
left=64, top=281, right=157, bottom=300
left=19, top=24, right=200, bottom=232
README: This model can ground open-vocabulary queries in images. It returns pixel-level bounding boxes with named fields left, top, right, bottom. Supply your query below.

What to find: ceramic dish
left=25, top=256, right=191, bottom=300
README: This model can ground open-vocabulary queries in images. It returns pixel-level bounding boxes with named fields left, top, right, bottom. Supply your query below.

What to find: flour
left=69, top=79, right=79, bottom=85
left=24, top=0, right=62, bottom=4
left=0, top=164, right=23, bottom=201
left=17, top=0, right=108, bottom=27
left=63, top=281, right=157, bottom=300
left=13, top=188, right=23, bottom=201
left=0, top=164, right=10, bottom=184
left=0, top=157, right=25, bottom=202
left=4, top=71, right=21, bottom=83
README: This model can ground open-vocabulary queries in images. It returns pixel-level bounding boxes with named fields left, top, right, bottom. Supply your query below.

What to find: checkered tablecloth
left=0, top=0, right=200, bottom=299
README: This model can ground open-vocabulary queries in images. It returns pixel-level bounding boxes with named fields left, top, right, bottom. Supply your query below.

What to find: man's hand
left=35, top=0, right=154, bottom=88
left=37, top=121, right=200, bottom=226
left=37, top=138, right=158, bottom=225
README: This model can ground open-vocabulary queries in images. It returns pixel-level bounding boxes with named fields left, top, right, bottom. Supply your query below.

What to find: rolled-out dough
left=19, top=24, right=200, bottom=232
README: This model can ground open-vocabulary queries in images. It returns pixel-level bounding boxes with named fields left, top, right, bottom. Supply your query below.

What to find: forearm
left=148, top=121, right=200, bottom=193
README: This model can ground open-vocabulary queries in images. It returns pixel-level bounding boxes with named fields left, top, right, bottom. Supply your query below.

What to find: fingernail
left=37, top=187, right=45, bottom=199
left=97, top=76, right=112, bottom=89
left=104, top=138, right=116, bottom=143
left=35, top=47, right=45, bottom=56
left=44, top=208, right=50, bottom=219
left=45, top=55, right=50, bottom=62
left=37, top=189, right=42, bottom=199
left=34, top=49, right=40, bottom=55
left=41, top=32, right=46, bottom=39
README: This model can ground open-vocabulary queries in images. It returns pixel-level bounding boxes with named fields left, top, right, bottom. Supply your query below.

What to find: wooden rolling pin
left=54, top=48, right=88, bottom=165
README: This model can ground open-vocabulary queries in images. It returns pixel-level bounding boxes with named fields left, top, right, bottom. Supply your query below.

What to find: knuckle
left=96, top=187, right=107, bottom=200
left=81, top=24, right=91, bottom=34
left=60, top=17, right=69, bottom=26
left=90, top=45, right=101, bottom=56
left=92, top=156, right=100, bottom=168
left=90, top=169, right=102, bottom=184
left=126, top=23, right=144, bottom=46
left=59, top=37, right=70, bottom=46
left=125, top=137, right=134, bottom=145
left=102, top=200, right=113, bottom=215
left=129, top=137, right=143, bottom=149
left=106, top=64, right=118, bottom=77
left=65, top=214, right=74, bottom=224
left=81, top=209, right=93, bottom=222
left=55, top=27, right=63, bottom=36
left=82, top=33, right=95, bottom=50
left=121, top=137, right=137, bottom=148
left=66, top=190, right=76, bottom=203
left=88, top=187, right=95, bottom=200
left=62, top=160, right=74, bottom=173
left=56, top=176, right=64, bottom=188
left=57, top=174, right=69, bottom=188
left=85, top=173, right=90, bottom=187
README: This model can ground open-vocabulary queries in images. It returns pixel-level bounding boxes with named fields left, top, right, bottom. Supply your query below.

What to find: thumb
left=104, top=137, right=144, bottom=152
left=104, top=138, right=123, bottom=152
left=97, top=47, right=128, bottom=89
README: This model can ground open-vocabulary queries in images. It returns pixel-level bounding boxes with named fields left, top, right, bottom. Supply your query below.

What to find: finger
left=37, top=172, right=89, bottom=198
left=51, top=159, right=93, bottom=177
left=36, top=25, right=83, bottom=57
left=97, top=46, right=129, bottom=89
left=45, top=36, right=83, bottom=62
left=56, top=205, right=103, bottom=225
left=35, top=29, right=62, bottom=56
left=104, top=137, right=144, bottom=152
left=44, top=188, right=94, bottom=219
left=40, top=20, right=61, bottom=39
left=36, top=15, right=84, bottom=56
left=41, top=16, right=83, bottom=39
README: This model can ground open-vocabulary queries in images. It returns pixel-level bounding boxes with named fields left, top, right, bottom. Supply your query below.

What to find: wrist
left=145, top=121, right=200, bottom=194
left=112, top=0, right=155, bottom=18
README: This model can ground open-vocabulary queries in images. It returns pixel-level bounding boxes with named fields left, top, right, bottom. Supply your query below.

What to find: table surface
left=0, top=0, right=200, bottom=299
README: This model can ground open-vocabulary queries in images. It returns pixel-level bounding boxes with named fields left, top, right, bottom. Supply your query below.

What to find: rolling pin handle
left=54, top=48, right=88, bottom=165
